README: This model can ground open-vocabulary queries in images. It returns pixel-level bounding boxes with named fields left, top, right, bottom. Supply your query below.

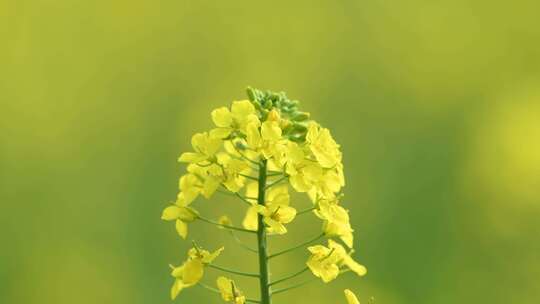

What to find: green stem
left=268, top=233, right=324, bottom=260
left=256, top=159, right=272, bottom=304
left=208, top=264, right=260, bottom=278
left=269, top=266, right=309, bottom=286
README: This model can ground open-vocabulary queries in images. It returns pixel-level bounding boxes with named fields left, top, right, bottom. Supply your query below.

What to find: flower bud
left=252, top=100, right=263, bottom=112
left=281, top=123, right=294, bottom=135
left=234, top=140, right=248, bottom=151
left=218, top=215, right=232, bottom=228
left=280, top=119, right=291, bottom=130
left=246, top=87, right=257, bottom=101
left=291, top=122, right=307, bottom=132
left=292, top=111, right=310, bottom=121
left=262, top=99, right=273, bottom=109
left=267, top=109, right=281, bottom=121
left=288, top=133, right=306, bottom=143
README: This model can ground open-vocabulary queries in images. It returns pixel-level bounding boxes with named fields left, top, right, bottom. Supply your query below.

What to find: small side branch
left=217, top=186, right=256, bottom=207
left=231, top=144, right=261, bottom=166
left=271, top=268, right=354, bottom=296
left=198, top=216, right=257, bottom=234
left=269, top=267, right=309, bottom=286
left=239, top=173, right=259, bottom=181
left=208, top=264, right=260, bottom=278
left=264, top=175, right=288, bottom=190
left=267, top=171, right=284, bottom=177
left=296, top=206, right=316, bottom=216
left=199, top=282, right=220, bottom=293
left=234, top=192, right=257, bottom=206
left=228, top=230, right=258, bottom=253
left=268, top=233, right=325, bottom=260
left=271, top=277, right=318, bottom=295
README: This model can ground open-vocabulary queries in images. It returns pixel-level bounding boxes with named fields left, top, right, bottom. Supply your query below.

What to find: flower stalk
left=256, top=159, right=272, bottom=304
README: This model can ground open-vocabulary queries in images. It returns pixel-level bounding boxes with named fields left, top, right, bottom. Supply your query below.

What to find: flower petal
left=344, top=289, right=360, bottom=304
left=211, top=107, right=233, bottom=127
left=161, top=205, right=180, bottom=221
left=175, top=220, right=188, bottom=239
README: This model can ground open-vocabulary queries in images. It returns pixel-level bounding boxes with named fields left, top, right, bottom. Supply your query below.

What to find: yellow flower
left=161, top=201, right=199, bottom=239
left=178, top=173, right=203, bottom=205
left=283, top=141, right=305, bottom=169
left=242, top=182, right=259, bottom=231
left=315, top=198, right=354, bottom=248
left=243, top=113, right=287, bottom=162
left=186, top=163, right=223, bottom=199
left=169, top=260, right=203, bottom=300
left=218, top=154, right=252, bottom=192
left=306, top=167, right=344, bottom=201
left=284, top=137, right=344, bottom=198
left=242, top=205, right=259, bottom=231
left=306, top=243, right=342, bottom=283
left=210, top=100, right=260, bottom=138
left=177, top=164, right=225, bottom=205
left=246, top=121, right=262, bottom=150
left=187, top=245, right=224, bottom=263
left=260, top=120, right=287, bottom=161
left=328, top=240, right=367, bottom=277
left=179, top=132, right=222, bottom=163
left=210, top=107, right=234, bottom=139
left=288, top=161, right=323, bottom=193
left=169, top=246, right=224, bottom=300
left=306, top=240, right=366, bottom=283
left=282, top=142, right=323, bottom=191
left=216, top=276, right=246, bottom=304
left=336, top=162, right=346, bottom=187
left=344, top=289, right=360, bottom=304
left=306, top=122, right=342, bottom=168
left=257, top=185, right=296, bottom=235
left=261, top=120, right=282, bottom=141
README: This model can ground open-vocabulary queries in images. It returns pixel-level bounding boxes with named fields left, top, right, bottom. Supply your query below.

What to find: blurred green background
left=1, top=1, right=539, bottom=303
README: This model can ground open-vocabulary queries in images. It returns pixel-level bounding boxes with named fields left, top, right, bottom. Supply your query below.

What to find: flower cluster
left=161, top=88, right=367, bottom=304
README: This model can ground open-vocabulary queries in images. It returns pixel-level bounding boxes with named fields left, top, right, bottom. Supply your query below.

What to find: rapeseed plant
left=162, top=88, right=367, bottom=304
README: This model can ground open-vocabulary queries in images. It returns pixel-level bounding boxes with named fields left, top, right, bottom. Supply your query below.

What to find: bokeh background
left=1, top=1, right=539, bottom=303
